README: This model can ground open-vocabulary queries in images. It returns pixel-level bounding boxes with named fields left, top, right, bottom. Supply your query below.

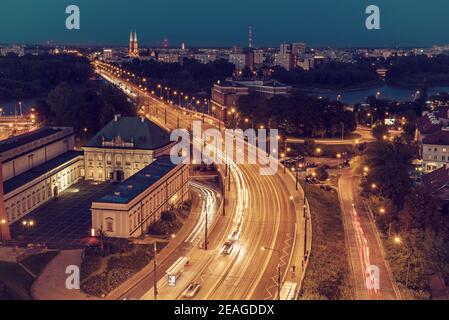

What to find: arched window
left=105, top=217, right=114, bottom=232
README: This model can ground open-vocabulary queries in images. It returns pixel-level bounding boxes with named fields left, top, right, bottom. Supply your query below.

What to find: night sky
left=0, top=0, right=447, bottom=47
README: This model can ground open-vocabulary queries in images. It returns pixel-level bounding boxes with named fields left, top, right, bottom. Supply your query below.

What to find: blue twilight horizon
left=0, top=0, right=448, bottom=48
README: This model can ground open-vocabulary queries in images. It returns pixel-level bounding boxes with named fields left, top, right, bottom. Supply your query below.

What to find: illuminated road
left=286, top=126, right=375, bottom=145
left=338, top=168, right=401, bottom=300
left=95, top=62, right=307, bottom=300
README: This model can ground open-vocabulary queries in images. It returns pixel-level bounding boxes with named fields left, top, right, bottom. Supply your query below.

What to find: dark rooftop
left=85, top=116, right=170, bottom=150
left=423, top=130, right=449, bottom=145
left=423, top=166, right=449, bottom=195
left=0, top=127, right=67, bottom=154
left=3, top=151, right=83, bottom=194
left=95, top=156, right=178, bottom=205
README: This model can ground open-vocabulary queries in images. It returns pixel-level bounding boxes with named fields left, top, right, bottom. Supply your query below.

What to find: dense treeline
left=0, top=54, right=92, bottom=101
left=386, top=54, right=449, bottom=87
left=237, top=92, right=357, bottom=138
left=360, top=137, right=449, bottom=298
left=36, top=82, right=135, bottom=136
left=0, top=54, right=135, bottom=136
left=122, top=58, right=235, bottom=95
left=272, top=61, right=381, bottom=89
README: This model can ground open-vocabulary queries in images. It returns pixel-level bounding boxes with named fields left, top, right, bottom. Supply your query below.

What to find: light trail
left=185, top=181, right=218, bottom=244
left=351, top=203, right=380, bottom=298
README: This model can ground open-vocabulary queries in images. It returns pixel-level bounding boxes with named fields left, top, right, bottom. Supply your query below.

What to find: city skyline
left=1, top=0, right=449, bottom=48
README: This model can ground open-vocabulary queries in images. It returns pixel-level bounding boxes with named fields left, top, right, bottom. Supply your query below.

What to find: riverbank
left=300, top=84, right=449, bottom=104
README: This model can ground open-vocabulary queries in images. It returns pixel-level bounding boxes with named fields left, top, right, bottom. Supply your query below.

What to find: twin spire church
left=128, top=31, right=139, bottom=57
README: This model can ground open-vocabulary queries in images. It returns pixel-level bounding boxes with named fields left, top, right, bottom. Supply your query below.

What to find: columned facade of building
left=91, top=156, right=190, bottom=238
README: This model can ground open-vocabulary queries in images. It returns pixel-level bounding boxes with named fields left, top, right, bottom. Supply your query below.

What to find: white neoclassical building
left=91, top=156, right=190, bottom=238
left=83, top=115, right=174, bottom=182
left=0, top=127, right=84, bottom=235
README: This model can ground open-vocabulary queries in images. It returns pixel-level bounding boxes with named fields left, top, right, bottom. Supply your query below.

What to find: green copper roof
left=85, top=116, right=170, bottom=150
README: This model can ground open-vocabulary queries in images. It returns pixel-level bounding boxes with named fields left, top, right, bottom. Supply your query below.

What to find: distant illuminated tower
left=181, top=42, right=186, bottom=50
left=133, top=31, right=139, bottom=56
left=128, top=31, right=139, bottom=57
left=248, top=26, right=253, bottom=48
left=163, top=38, right=169, bottom=49
left=128, top=31, right=134, bottom=56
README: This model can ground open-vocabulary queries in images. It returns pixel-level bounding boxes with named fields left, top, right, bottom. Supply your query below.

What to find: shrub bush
left=81, top=273, right=109, bottom=297
left=80, top=254, right=102, bottom=279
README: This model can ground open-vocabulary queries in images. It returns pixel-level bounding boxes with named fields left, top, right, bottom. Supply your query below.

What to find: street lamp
left=261, top=246, right=281, bottom=300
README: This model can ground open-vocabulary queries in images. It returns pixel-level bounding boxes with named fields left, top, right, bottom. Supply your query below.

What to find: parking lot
left=9, top=180, right=117, bottom=249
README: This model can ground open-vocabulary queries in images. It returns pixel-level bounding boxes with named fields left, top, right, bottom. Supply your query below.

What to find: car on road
left=182, top=282, right=201, bottom=299
left=307, top=162, right=317, bottom=168
left=320, top=185, right=333, bottom=192
left=222, top=240, right=234, bottom=255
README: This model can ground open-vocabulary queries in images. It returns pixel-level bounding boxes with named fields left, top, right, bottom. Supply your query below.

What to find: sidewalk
left=31, top=249, right=97, bottom=300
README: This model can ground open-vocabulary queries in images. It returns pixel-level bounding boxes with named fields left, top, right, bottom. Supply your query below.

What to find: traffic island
left=299, top=185, right=355, bottom=300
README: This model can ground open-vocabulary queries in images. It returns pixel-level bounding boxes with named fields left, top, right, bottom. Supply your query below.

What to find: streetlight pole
left=222, top=175, right=226, bottom=217
left=153, top=242, right=158, bottom=300
left=205, top=207, right=208, bottom=250
left=283, top=140, right=287, bottom=174
left=340, top=122, right=344, bottom=141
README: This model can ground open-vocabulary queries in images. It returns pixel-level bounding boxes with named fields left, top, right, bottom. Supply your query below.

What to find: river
left=0, top=99, right=36, bottom=115
left=305, top=85, right=449, bottom=104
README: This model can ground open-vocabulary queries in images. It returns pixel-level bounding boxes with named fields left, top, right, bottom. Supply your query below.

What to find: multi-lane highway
left=94, top=61, right=308, bottom=300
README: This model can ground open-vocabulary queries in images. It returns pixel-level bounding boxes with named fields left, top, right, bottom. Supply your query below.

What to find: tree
left=303, top=139, right=316, bottom=156
left=315, top=166, right=329, bottom=181
left=372, top=123, right=389, bottom=140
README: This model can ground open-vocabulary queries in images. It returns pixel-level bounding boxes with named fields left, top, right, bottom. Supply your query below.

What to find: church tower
left=133, top=31, right=139, bottom=56
left=128, top=31, right=134, bottom=56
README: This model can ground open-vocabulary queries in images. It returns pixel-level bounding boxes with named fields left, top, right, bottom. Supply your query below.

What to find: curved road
left=95, top=62, right=307, bottom=300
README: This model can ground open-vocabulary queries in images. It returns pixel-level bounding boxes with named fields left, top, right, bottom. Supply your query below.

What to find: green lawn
left=0, top=261, right=34, bottom=300
left=299, top=185, right=355, bottom=300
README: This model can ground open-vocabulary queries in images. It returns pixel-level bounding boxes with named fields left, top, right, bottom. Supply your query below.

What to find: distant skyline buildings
left=1, top=1, right=449, bottom=48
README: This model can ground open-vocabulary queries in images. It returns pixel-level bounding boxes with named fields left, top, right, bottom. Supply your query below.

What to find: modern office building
left=275, top=43, right=295, bottom=71
left=158, top=53, right=180, bottom=64
left=91, top=155, right=189, bottom=238
left=194, top=53, right=217, bottom=64
left=228, top=53, right=247, bottom=70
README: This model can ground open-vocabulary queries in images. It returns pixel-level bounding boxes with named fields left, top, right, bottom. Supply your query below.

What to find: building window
left=443, top=156, right=446, bottom=161
left=105, top=218, right=114, bottom=232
